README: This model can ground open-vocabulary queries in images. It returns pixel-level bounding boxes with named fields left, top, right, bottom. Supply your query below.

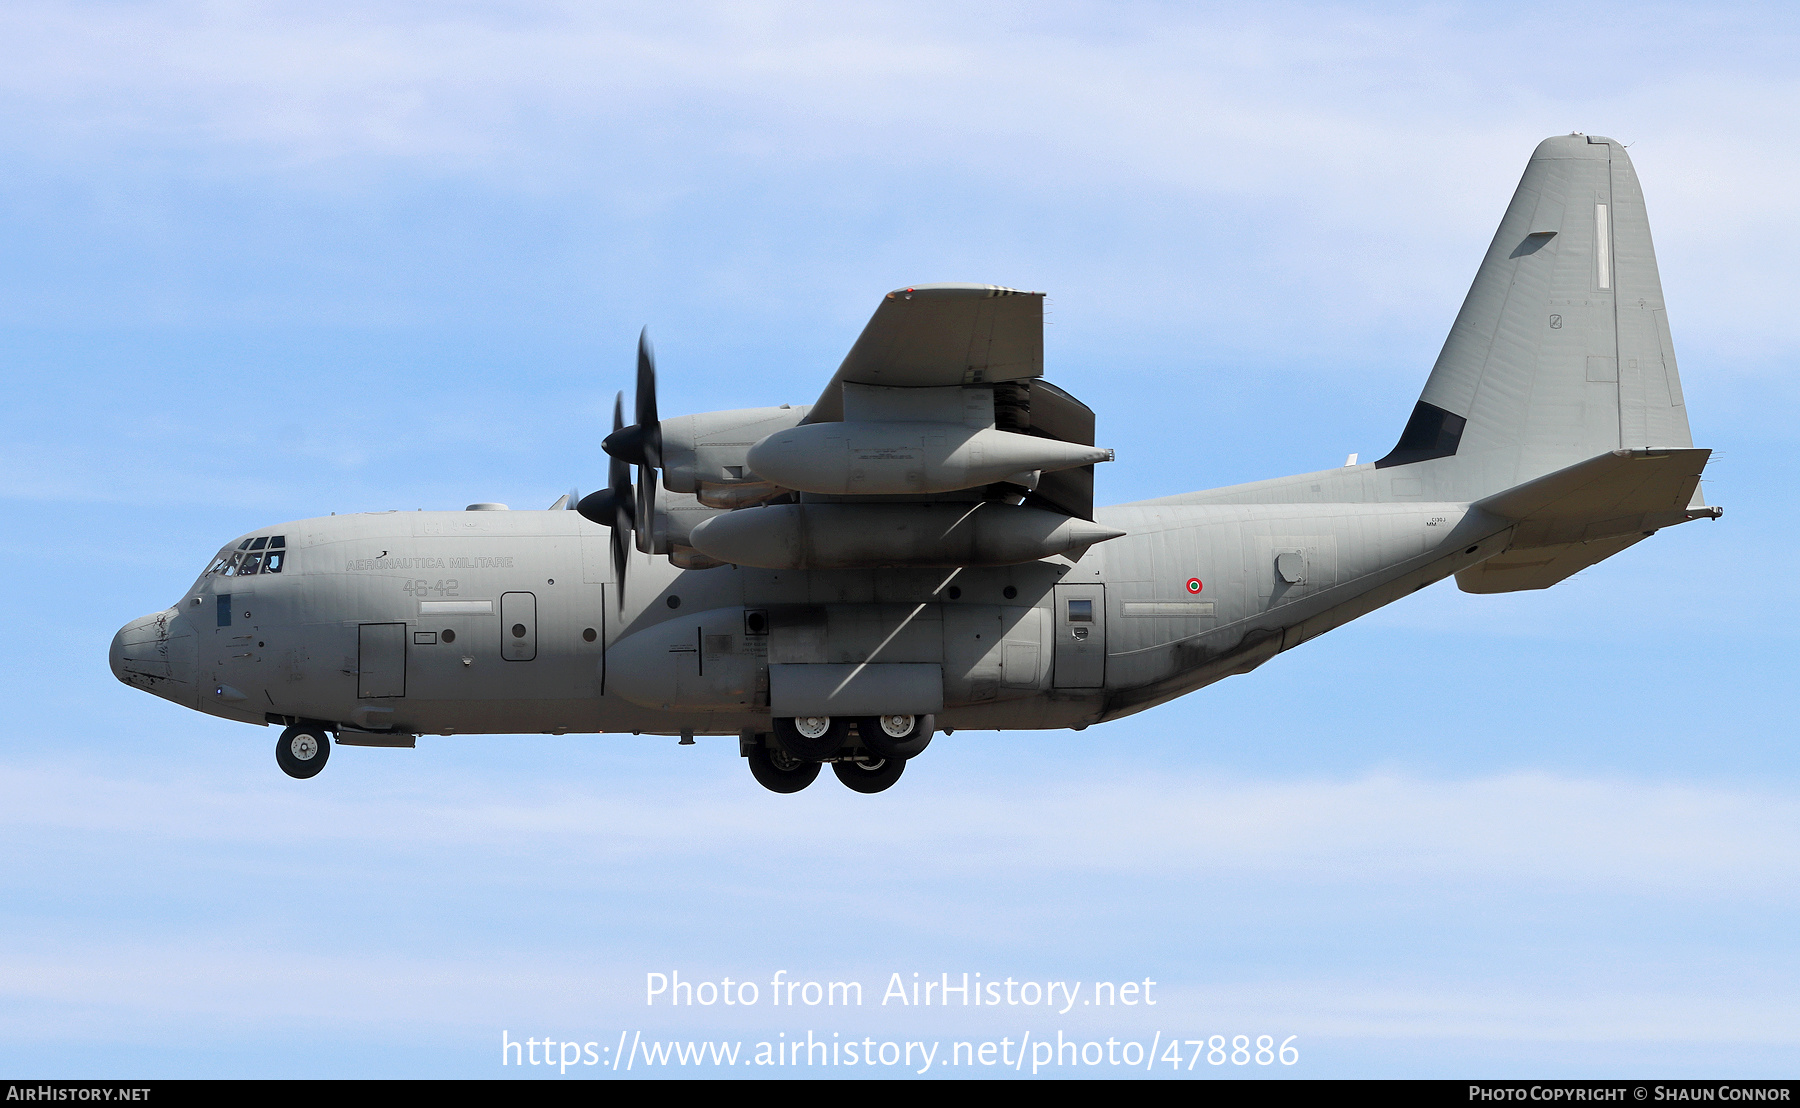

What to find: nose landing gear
left=275, top=723, right=333, bottom=779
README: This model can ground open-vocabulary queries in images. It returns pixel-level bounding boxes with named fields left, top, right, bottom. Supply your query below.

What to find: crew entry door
left=1052, top=584, right=1105, bottom=688
left=501, top=592, right=538, bottom=661
left=357, top=623, right=407, bottom=698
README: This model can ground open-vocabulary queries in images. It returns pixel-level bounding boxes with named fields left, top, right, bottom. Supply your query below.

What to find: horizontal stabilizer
left=1458, top=447, right=1719, bottom=593
left=1456, top=533, right=1648, bottom=593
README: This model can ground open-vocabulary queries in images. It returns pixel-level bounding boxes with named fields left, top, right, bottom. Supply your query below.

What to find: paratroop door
left=1052, top=584, right=1105, bottom=688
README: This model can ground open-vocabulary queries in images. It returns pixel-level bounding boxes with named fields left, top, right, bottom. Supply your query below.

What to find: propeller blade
left=636, top=328, right=660, bottom=470
left=612, top=501, right=631, bottom=605
left=609, top=393, right=632, bottom=500
left=611, top=391, right=633, bottom=602
left=635, top=458, right=656, bottom=555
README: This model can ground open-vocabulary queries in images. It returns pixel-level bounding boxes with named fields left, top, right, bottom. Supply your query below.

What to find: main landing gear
left=746, top=741, right=821, bottom=793
left=276, top=722, right=332, bottom=779
left=832, top=756, right=905, bottom=794
left=747, top=715, right=934, bottom=794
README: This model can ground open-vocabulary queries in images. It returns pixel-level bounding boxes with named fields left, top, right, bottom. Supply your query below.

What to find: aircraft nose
left=111, top=608, right=194, bottom=693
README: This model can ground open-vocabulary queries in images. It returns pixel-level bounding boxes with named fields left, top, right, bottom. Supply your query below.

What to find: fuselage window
left=1067, top=599, right=1094, bottom=622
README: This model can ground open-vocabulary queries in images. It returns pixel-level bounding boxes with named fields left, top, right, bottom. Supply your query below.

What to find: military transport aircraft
left=111, top=134, right=1719, bottom=793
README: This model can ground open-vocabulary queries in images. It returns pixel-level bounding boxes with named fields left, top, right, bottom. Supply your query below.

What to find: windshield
left=206, top=535, right=287, bottom=577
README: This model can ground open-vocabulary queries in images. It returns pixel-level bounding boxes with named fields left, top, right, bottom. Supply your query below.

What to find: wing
left=807, top=283, right=1044, bottom=421
left=784, top=282, right=1111, bottom=520
left=653, top=282, right=1122, bottom=570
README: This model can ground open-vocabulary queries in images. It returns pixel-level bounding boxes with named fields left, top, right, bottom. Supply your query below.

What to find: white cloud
left=0, top=2, right=1791, bottom=365
left=0, top=5, right=1498, bottom=221
left=0, top=5, right=1790, bottom=214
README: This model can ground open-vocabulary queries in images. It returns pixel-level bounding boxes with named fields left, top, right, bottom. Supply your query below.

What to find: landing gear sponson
left=746, top=715, right=934, bottom=794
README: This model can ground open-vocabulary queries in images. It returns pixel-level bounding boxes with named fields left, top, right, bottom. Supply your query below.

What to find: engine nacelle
left=686, top=502, right=1125, bottom=569
left=642, top=486, right=733, bottom=568
left=745, top=422, right=1112, bottom=496
left=656, top=405, right=809, bottom=500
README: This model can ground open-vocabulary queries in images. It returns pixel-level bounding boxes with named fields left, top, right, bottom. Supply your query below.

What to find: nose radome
left=108, top=624, right=129, bottom=683
left=111, top=608, right=193, bottom=693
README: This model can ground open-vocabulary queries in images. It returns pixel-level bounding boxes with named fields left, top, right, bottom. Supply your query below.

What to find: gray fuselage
left=111, top=487, right=1502, bottom=739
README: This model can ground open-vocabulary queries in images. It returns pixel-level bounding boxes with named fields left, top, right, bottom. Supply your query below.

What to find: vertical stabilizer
left=1378, top=135, right=1693, bottom=500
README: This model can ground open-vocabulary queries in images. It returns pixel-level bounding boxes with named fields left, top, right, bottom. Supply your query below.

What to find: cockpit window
left=207, top=538, right=288, bottom=576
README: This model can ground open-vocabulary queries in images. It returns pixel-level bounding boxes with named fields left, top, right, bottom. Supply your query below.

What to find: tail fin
left=1379, top=134, right=1694, bottom=499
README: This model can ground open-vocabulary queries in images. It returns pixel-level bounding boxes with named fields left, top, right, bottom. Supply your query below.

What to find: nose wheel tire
left=276, top=724, right=332, bottom=779
left=855, top=714, right=934, bottom=760
left=771, top=715, right=850, bottom=761
left=747, top=741, right=822, bottom=793
left=833, top=756, right=906, bottom=794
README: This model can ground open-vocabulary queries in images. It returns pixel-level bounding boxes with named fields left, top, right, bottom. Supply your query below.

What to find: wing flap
left=1017, top=380, right=1100, bottom=520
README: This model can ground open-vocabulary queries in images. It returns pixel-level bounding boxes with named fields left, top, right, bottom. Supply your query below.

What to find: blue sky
left=2, top=1, right=1797, bottom=1078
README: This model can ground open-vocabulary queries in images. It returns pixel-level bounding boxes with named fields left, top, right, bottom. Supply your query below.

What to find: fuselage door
left=357, top=623, right=407, bottom=698
left=1052, top=583, right=1106, bottom=688
left=501, top=591, right=538, bottom=661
